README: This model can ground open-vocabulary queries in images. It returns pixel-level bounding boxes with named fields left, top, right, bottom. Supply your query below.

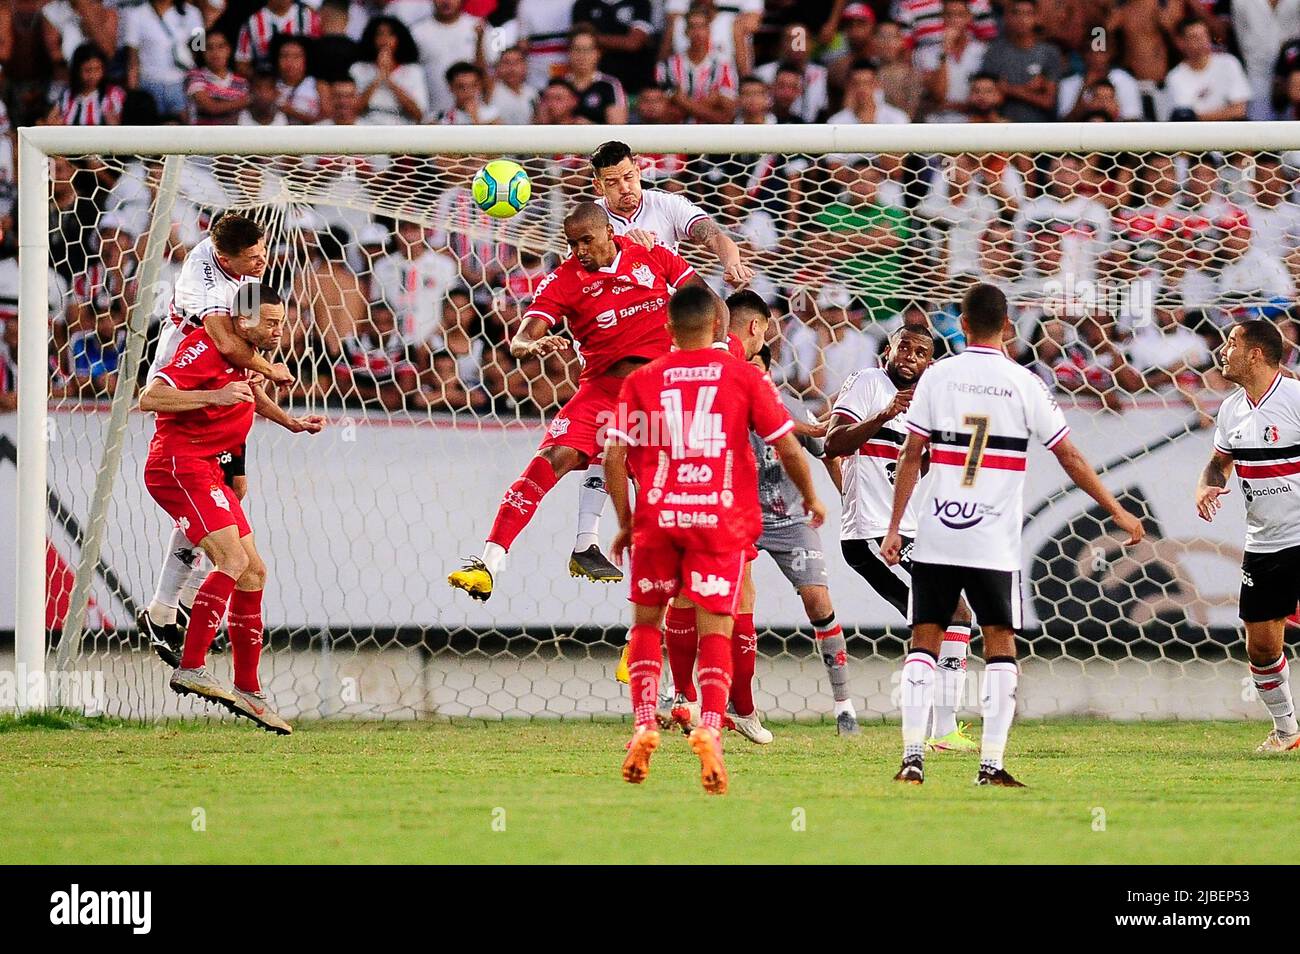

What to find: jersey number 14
left=660, top=387, right=726, bottom=459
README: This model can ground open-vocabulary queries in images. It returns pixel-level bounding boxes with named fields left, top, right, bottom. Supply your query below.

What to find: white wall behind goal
left=0, top=406, right=1246, bottom=634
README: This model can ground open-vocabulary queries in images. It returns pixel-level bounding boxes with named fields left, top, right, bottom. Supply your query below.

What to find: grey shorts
left=758, top=521, right=829, bottom=590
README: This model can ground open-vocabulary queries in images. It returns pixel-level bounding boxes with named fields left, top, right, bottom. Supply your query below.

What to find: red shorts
left=538, top=374, right=624, bottom=463
left=145, top=454, right=252, bottom=546
left=629, top=540, right=749, bottom=616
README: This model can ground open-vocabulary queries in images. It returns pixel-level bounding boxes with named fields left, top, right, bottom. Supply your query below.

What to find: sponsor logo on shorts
left=789, top=547, right=823, bottom=572
left=690, top=571, right=732, bottom=598
left=547, top=416, right=571, bottom=438
left=1242, top=570, right=1254, bottom=587
left=637, top=577, right=676, bottom=594
left=209, top=487, right=231, bottom=511
left=582, top=474, right=606, bottom=491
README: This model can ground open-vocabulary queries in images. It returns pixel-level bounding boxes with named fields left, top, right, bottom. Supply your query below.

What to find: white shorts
left=146, top=320, right=198, bottom=381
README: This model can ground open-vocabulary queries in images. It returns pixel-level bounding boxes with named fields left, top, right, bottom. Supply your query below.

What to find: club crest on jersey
left=547, top=416, right=571, bottom=438
left=209, top=487, right=231, bottom=511
left=1264, top=425, right=1280, bottom=444
left=631, top=263, right=655, bottom=288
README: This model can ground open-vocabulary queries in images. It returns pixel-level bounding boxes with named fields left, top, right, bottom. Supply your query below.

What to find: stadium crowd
left=4, top=0, right=1300, bottom=417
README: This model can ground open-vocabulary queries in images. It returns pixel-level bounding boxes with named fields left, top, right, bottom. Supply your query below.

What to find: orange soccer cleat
left=687, top=725, right=729, bottom=795
left=621, top=725, right=661, bottom=784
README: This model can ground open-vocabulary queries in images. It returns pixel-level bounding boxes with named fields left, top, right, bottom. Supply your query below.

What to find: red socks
left=627, top=624, right=663, bottom=728
left=487, top=456, right=559, bottom=551
left=697, top=632, right=734, bottom=730
left=729, top=613, right=757, bottom=717
left=227, top=588, right=265, bottom=693
left=664, top=603, right=699, bottom=702
left=179, top=571, right=238, bottom=670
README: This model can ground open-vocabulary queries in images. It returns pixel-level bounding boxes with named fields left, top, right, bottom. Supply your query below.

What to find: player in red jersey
left=140, top=286, right=325, bottom=734
left=604, top=284, right=826, bottom=795
left=448, top=202, right=726, bottom=601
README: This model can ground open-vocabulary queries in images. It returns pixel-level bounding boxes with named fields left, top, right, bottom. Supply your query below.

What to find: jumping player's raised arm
left=645, top=242, right=729, bottom=343
left=204, top=311, right=293, bottom=385
left=252, top=383, right=327, bottom=434
left=512, top=271, right=573, bottom=359
left=825, top=370, right=912, bottom=459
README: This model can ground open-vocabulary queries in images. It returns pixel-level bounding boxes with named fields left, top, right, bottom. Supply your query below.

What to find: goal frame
left=15, top=119, right=1300, bottom=713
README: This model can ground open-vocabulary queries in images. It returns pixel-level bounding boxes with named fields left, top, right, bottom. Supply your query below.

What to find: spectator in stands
left=1246, top=153, right=1300, bottom=276
left=337, top=300, right=426, bottom=411
left=963, top=70, right=1009, bottom=122
left=438, top=61, right=500, bottom=123
left=655, top=6, right=737, bottom=124
left=566, top=26, right=628, bottom=125
left=896, top=0, right=996, bottom=58
left=1058, top=43, right=1143, bottom=122
left=373, top=218, right=460, bottom=347
left=42, top=0, right=118, bottom=81
left=1214, top=212, right=1296, bottom=306
left=573, top=0, right=656, bottom=94
left=486, top=45, right=538, bottom=125
left=771, top=291, right=819, bottom=398
left=917, top=0, right=989, bottom=124
left=351, top=15, right=428, bottom=125
left=409, top=0, right=486, bottom=120
left=0, top=316, right=15, bottom=411
left=515, top=0, right=573, bottom=90
left=1165, top=18, right=1251, bottom=121
left=769, top=63, right=809, bottom=123
left=68, top=296, right=124, bottom=397
left=45, top=44, right=124, bottom=125
left=314, top=0, right=361, bottom=83
left=1037, top=296, right=1143, bottom=411
left=235, top=0, right=321, bottom=77
left=918, top=153, right=1019, bottom=281
left=810, top=283, right=879, bottom=412
left=239, top=68, right=287, bottom=126
left=1232, top=0, right=1300, bottom=120
left=1103, top=0, right=1187, bottom=120
left=187, top=29, right=250, bottom=125
left=826, top=3, right=876, bottom=95
left=425, top=286, right=488, bottom=411
left=663, top=0, right=762, bottom=77
left=979, top=0, right=1062, bottom=124
left=537, top=77, right=590, bottom=124
left=810, top=160, right=911, bottom=328
left=755, top=22, right=829, bottom=122
left=828, top=59, right=909, bottom=126
left=272, top=34, right=330, bottom=125
left=295, top=226, right=365, bottom=371
left=1126, top=297, right=1214, bottom=391
left=1016, top=154, right=1111, bottom=283
left=121, top=0, right=204, bottom=120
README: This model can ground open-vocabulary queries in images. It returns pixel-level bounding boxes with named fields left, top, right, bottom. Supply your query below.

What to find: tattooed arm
left=688, top=215, right=753, bottom=288
left=1196, top=449, right=1234, bottom=522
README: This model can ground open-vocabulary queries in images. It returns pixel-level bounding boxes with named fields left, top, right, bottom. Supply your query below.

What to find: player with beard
left=825, top=326, right=979, bottom=752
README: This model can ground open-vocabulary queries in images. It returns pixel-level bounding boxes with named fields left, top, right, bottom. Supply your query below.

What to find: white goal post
left=15, top=120, right=1300, bottom=718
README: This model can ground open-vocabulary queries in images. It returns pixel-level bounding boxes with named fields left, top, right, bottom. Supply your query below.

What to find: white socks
left=932, top=625, right=971, bottom=737
left=149, top=527, right=199, bottom=624
left=481, top=542, right=507, bottom=577
left=574, top=468, right=608, bottom=553
left=833, top=697, right=857, bottom=718
left=900, top=651, right=936, bottom=757
left=980, top=659, right=1019, bottom=771
left=1251, top=656, right=1299, bottom=736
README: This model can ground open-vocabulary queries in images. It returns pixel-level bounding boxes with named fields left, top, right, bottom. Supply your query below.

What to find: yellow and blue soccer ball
left=472, top=159, right=531, bottom=219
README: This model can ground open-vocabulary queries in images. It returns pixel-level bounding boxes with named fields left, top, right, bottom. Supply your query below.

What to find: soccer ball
left=472, top=159, right=531, bottom=219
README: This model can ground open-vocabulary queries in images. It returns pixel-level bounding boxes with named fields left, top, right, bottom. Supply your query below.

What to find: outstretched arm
left=688, top=216, right=752, bottom=288
left=1051, top=436, right=1144, bottom=543
left=772, top=431, right=826, bottom=528
left=509, top=315, right=571, bottom=359
left=139, top=378, right=254, bottom=413
left=1195, top=448, right=1234, bottom=522
left=252, top=383, right=327, bottom=433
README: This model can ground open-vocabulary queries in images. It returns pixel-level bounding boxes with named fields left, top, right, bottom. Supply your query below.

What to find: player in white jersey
left=1197, top=320, right=1300, bottom=753
left=882, top=284, right=1143, bottom=787
left=137, top=214, right=301, bottom=663
left=567, top=140, right=755, bottom=587
left=826, top=326, right=979, bottom=753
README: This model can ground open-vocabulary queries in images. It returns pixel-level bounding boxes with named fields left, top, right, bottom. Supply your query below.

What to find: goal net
left=12, top=123, right=1299, bottom=721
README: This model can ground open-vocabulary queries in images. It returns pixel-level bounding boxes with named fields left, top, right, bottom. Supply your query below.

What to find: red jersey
left=149, top=329, right=254, bottom=460
left=522, top=236, right=696, bottom=382
left=610, top=348, right=794, bottom=552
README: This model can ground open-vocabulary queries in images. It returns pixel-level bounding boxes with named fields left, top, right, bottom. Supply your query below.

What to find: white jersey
left=596, top=187, right=709, bottom=254
left=1213, top=372, right=1300, bottom=553
left=148, top=237, right=256, bottom=380
left=832, top=368, right=919, bottom=539
left=905, top=345, right=1070, bottom=571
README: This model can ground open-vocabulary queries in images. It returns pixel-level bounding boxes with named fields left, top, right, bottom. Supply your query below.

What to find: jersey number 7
left=961, top=414, right=989, bottom=487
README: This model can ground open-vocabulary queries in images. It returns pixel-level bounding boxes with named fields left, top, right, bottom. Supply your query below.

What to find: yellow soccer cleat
left=927, top=721, right=980, bottom=753
left=1256, top=728, right=1300, bottom=754
left=614, top=642, right=630, bottom=684
left=448, top=557, right=494, bottom=602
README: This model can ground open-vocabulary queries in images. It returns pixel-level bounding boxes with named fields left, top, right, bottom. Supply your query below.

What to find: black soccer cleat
left=568, top=545, right=623, bottom=583
left=836, top=711, right=860, bottom=736
left=894, top=755, right=924, bottom=785
left=976, top=766, right=1027, bottom=788
left=138, top=610, right=183, bottom=668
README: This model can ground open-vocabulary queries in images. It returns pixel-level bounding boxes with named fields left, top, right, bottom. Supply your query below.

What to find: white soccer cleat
left=168, top=666, right=236, bottom=706
left=1256, top=728, right=1300, bottom=754
left=726, top=704, right=773, bottom=745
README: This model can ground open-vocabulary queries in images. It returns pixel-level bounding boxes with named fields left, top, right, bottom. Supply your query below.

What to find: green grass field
left=3, top=714, right=1299, bottom=864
